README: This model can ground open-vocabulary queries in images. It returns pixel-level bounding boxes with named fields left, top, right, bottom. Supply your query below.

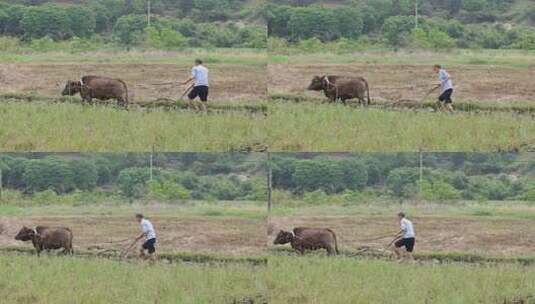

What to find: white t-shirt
left=140, top=218, right=156, bottom=240
left=192, top=65, right=209, bottom=87
left=439, top=69, right=453, bottom=93
left=400, top=218, right=415, bottom=239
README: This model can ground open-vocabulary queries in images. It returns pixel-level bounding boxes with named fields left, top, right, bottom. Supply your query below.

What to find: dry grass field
left=1, top=62, right=267, bottom=102
left=269, top=62, right=535, bottom=105
left=270, top=214, right=535, bottom=256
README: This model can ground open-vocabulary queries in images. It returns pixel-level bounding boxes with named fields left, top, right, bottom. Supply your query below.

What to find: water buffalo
left=14, top=226, right=73, bottom=256
left=273, top=227, right=339, bottom=256
left=62, top=75, right=129, bottom=107
left=308, top=75, right=370, bottom=105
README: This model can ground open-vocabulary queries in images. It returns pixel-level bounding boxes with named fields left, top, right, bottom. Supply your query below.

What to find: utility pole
left=147, top=0, right=151, bottom=27
left=149, top=146, right=154, bottom=181
left=419, top=150, right=423, bottom=196
left=267, top=152, right=272, bottom=214
left=415, top=0, right=419, bottom=29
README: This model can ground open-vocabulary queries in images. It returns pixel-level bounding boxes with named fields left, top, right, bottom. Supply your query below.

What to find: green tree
left=382, top=15, right=415, bottom=46
left=20, top=4, right=71, bottom=40
left=462, top=0, right=487, bottom=12
left=23, top=157, right=75, bottom=194
left=0, top=156, right=28, bottom=189
left=117, top=167, right=151, bottom=200
left=70, top=159, right=98, bottom=191
left=113, top=14, right=147, bottom=47
left=386, top=167, right=419, bottom=199
left=65, top=6, right=96, bottom=38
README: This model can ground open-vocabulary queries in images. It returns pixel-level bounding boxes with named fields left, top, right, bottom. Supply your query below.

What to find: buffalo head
left=61, top=80, right=82, bottom=96
left=307, top=76, right=325, bottom=91
left=14, top=226, right=36, bottom=242
left=273, top=230, right=294, bottom=245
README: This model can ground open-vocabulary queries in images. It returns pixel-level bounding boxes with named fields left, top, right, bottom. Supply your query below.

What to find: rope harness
left=323, top=76, right=339, bottom=101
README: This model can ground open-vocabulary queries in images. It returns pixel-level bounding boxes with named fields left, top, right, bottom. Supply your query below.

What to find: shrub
left=112, top=14, right=147, bottom=47
left=420, top=180, right=461, bottom=201
left=23, top=157, right=75, bottom=194
left=382, top=16, right=415, bottom=47
left=386, top=167, right=419, bottom=199
left=117, top=167, right=151, bottom=200
left=303, top=190, right=330, bottom=205
left=147, top=180, right=190, bottom=202
left=20, top=4, right=71, bottom=40
left=209, top=178, right=241, bottom=200
left=70, top=159, right=98, bottom=191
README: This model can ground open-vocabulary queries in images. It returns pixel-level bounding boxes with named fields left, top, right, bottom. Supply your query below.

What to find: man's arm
left=387, top=230, right=404, bottom=247
left=182, top=76, right=194, bottom=85
left=135, top=232, right=145, bottom=242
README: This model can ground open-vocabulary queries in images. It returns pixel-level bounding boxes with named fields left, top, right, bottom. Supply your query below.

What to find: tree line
left=264, top=0, right=535, bottom=50
left=272, top=153, right=535, bottom=202
left=0, top=1, right=266, bottom=49
left=0, top=154, right=267, bottom=203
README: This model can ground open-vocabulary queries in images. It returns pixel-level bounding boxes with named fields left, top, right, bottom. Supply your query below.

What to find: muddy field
left=270, top=215, right=535, bottom=256
left=0, top=62, right=267, bottom=102
left=0, top=215, right=266, bottom=255
left=269, top=63, right=535, bottom=104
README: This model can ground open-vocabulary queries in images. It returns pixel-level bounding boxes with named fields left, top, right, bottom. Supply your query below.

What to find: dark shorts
left=438, top=89, right=453, bottom=104
left=395, top=237, right=415, bottom=252
left=188, top=85, right=209, bottom=102
left=142, top=238, right=156, bottom=254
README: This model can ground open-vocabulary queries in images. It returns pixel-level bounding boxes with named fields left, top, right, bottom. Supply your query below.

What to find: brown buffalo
left=308, top=75, right=370, bottom=105
left=273, top=227, right=339, bottom=255
left=62, top=75, right=129, bottom=107
left=15, top=226, right=74, bottom=256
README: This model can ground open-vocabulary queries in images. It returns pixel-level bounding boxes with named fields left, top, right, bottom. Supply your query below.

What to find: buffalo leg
left=327, top=246, right=335, bottom=256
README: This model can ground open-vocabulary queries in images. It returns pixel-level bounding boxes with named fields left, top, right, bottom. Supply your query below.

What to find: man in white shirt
left=392, top=212, right=415, bottom=261
left=182, top=59, right=209, bottom=111
left=433, top=64, right=454, bottom=113
left=134, top=213, right=157, bottom=260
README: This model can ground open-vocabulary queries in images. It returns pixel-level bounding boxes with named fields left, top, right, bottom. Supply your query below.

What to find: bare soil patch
left=270, top=215, right=535, bottom=256
left=269, top=63, right=535, bottom=104
left=0, top=215, right=266, bottom=255
left=1, top=63, right=267, bottom=102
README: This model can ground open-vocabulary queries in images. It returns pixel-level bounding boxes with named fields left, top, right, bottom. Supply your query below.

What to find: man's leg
left=187, top=87, right=200, bottom=111
left=437, top=91, right=448, bottom=112
left=405, top=238, right=415, bottom=261
left=147, top=241, right=156, bottom=262
left=393, top=239, right=405, bottom=260
left=394, top=246, right=403, bottom=259
left=199, top=87, right=208, bottom=112
left=446, top=91, right=454, bottom=112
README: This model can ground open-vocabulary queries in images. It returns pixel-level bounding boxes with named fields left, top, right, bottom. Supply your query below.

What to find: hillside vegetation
left=0, top=153, right=267, bottom=206
left=0, top=0, right=266, bottom=50
left=271, top=153, right=535, bottom=205
left=266, top=0, right=535, bottom=51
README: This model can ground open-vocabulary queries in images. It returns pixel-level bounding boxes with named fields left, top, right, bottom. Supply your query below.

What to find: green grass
left=0, top=255, right=267, bottom=304
left=0, top=48, right=267, bottom=65
left=270, top=92, right=535, bottom=112
left=267, top=256, right=535, bottom=303
left=2, top=253, right=534, bottom=303
left=0, top=100, right=269, bottom=151
left=0, top=99, right=534, bottom=151
left=0, top=202, right=267, bottom=220
left=270, top=200, right=535, bottom=221
left=0, top=246, right=267, bottom=266
left=270, top=49, right=535, bottom=69
left=266, top=102, right=534, bottom=152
